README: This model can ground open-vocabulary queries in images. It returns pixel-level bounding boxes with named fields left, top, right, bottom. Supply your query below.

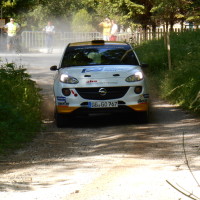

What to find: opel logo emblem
left=99, top=88, right=107, bottom=96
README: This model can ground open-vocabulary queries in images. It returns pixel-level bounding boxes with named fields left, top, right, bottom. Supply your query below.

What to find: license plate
left=88, top=101, right=118, bottom=108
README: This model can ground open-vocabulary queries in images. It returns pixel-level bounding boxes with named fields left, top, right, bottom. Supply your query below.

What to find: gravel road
left=0, top=53, right=200, bottom=200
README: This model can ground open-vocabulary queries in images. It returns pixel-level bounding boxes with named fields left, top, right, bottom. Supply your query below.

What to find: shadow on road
left=0, top=99, right=200, bottom=193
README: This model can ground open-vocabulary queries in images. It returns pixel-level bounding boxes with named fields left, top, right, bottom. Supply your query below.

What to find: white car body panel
left=51, top=40, right=150, bottom=126
left=53, top=65, right=148, bottom=107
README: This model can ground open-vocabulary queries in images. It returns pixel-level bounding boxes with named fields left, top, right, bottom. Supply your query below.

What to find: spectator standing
left=110, top=20, right=118, bottom=41
left=3, top=18, right=20, bottom=52
left=43, top=21, right=55, bottom=53
left=99, top=18, right=112, bottom=41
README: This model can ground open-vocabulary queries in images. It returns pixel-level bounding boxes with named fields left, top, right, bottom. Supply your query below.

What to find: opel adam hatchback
left=50, top=40, right=149, bottom=127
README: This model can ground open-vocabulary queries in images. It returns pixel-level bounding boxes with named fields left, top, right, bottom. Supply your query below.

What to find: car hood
left=59, top=65, right=141, bottom=78
left=58, top=65, right=143, bottom=87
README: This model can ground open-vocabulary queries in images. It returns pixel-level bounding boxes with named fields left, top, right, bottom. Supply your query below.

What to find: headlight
left=125, top=71, right=143, bottom=82
left=60, top=74, right=79, bottom=84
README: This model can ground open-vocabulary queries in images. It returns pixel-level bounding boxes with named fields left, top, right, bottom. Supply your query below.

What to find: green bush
left=0, top=62, right=42, bottom=153
left=136, top=39, right=168, bottom=74
left=136, top=30, right=200, bottom=114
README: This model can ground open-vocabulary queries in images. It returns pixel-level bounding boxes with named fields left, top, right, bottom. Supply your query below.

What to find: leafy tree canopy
left=0, top=0, right=199, bottom=32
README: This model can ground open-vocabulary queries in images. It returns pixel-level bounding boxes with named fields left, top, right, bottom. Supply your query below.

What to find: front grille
left=76, top=87, right=129, bottom=100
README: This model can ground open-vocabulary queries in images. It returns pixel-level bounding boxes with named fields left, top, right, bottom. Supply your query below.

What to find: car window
left=60, top=45, right=139, bottom=68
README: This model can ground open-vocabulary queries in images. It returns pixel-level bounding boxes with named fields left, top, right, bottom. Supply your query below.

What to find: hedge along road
left=0, top=52, right=200, bottom=200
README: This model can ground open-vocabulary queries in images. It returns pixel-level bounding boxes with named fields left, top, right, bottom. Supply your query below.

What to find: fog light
left=134, top=86, right=142, bottom=94
left=62, top=88, right=71, bottom=96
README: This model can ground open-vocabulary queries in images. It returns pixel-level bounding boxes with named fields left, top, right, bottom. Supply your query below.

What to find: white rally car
left=50, top=40, right=149, bottom=127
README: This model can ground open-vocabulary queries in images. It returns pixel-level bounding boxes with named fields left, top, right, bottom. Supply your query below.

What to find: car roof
left=68, top=40, right=129, bottom=47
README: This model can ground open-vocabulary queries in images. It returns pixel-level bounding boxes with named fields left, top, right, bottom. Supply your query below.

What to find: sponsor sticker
left=58, top=102, right=69, bottom=106
left=82, top=67, right=103, bottom=73
left=143, top=94, right=149, bottom=98
left=56, top=96, right=66, bottom=102
left=86, top=80, right=98, bottom=83
left=138, top=99, right=148, bottom=104
left=103, top=67, right=132, bottom=72
left=138, top=94, right=149, bottom=103
left=86, top=80, right=117, bottom=84
left=82, top=66, right=133, bottom=73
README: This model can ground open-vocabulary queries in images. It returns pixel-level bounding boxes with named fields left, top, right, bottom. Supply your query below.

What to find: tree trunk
left=180, top=18, right=185, bottom=31
left=152, top=22, right=157, bottom=38
left=167, top=32, right=172, bottom=70
left=142, top=25, right=147, bottom=41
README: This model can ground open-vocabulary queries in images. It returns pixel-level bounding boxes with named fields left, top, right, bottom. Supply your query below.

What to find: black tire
left=55, top=111, right=66, bottom=128
left=136, top=111, right=149, bottom=124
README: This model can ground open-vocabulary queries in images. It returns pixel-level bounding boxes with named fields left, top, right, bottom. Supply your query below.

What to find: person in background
left=110, top=20, right=118, bottom=41
left=99, top=18, right=112, bottom=41
left=3, top=18, right=20, bottom=52
left=43, top=21, right=55, bottom=53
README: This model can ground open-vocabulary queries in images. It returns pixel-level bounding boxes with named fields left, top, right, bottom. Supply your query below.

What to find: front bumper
left=55, top=86, right=149, bottom=114
left=56, top=102, right=149, bottom=115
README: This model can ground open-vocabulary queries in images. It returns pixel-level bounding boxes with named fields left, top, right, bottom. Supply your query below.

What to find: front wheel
left=136, top=111, right=149, bottom=124
left=55, top=111, right=66, bottom=128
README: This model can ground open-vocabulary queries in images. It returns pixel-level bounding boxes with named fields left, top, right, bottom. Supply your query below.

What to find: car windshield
left=60, top=45, right=139, bottom=68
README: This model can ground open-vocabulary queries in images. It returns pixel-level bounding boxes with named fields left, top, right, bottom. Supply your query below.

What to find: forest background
left=1, top=0, right=200, bottom=33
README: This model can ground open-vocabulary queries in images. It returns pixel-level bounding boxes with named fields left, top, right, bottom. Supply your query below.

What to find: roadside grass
left=0, top=62, right=42, bottom=154
left=135, top=30, right=200, bottom=114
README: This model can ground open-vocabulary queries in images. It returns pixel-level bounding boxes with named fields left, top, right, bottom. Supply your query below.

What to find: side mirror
left=141, top=63, right=148, bottom=68
left=50, top=65, right=58, bottom=71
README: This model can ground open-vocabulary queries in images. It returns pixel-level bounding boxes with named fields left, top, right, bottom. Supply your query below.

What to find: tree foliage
left=152, top=0, right=195, bottom=29
left=72, top=9, right=95, bottom=32
left=0, top=0, right=199, bottom=32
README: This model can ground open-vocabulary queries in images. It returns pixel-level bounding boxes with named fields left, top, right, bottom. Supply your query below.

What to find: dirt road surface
left=0, top=53, right=200, bottom=200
